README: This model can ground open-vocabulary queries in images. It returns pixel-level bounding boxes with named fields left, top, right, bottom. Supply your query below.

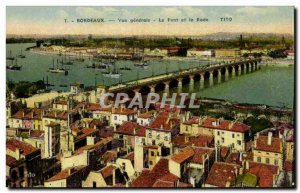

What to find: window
left=221, top=138, right=224, bottom=143
left=164, top=136, right=168, bottom=141
left=217, top=131, right=220, bottom=136
left=148, top=132, right=152, bottom=138
left=274, top=159, right=278, bottom=165
left=237, top=140, right=241, bottom=145
left=156, top=135, right=160, bottom=140
left=152, top=140, right=156, bottom=145
left=150, top=161, right=153, bottom=165
left=141, top=120, right=143, bottom=125
left=151, top=151, right=155, bottom=156
left=114, top=116, right=117, bottom=120
left=266, top=158, right=270, bottom=164
left=232, top=134, right=235, bottom=138
left=122, top=163, right=126, bottom=170
left=257, top=157, right=261, bottom=162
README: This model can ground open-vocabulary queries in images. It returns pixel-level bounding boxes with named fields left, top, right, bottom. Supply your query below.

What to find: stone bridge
left=97, top=58, right=261, bottom=97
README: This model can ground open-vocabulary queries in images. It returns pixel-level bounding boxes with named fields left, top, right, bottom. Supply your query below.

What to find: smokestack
left=267, top=132, right=273, bottom=145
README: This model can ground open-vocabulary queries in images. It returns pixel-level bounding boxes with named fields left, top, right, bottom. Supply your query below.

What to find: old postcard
left=6, top=6, right=295, bottom=188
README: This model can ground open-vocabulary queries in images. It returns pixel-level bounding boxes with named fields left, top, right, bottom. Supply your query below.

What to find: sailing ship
left=75, top=52, right=84, bottom=62
left=134, top=57, right=149, bottom=68
left=49, top=58, right=68, bottom=75
left=60, top=53, right=74, bottom=65
left=102, top=63, right=122, bottom=78
left=87, top=61, right=107, bottom=69
left=6, top=50, right=15, bottom=60
left=7, top=58, right=22, bottom=70
left=119, top=63, right=131, bottom=71
left=17, top=50, right=26, bottom=58
left=87, top=58, right=114, bottom=69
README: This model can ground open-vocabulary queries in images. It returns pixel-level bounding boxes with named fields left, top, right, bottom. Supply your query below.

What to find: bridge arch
left=194, top=73, right=200, bottom=81
left=182, top=75, right=191, bottom=85
left=245, top=63, right=250, bottom=71
left=140, top=85, right=151, bottom=96
left=169, top=79, right=179, bottom=89
left=234, top=64, right=239, bottom=72
left=212, top=69, right=219, bottom=78
left=220, top=67, right=226, bottom=75
left=125, top=90, right=136, bottom=98
left=155, top=82, right=165, bottom=92
left=227, top=66, right=233, bottom=74
left=204, top=71, right=211, bottom=80
left=241, top=64, right=245, bottom=73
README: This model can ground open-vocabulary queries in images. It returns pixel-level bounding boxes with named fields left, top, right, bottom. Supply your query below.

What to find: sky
left=6, top=6, right=294, bottom=36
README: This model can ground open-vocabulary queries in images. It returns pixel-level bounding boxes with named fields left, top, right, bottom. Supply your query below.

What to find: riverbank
left=261, top=58, right=294, bottom=67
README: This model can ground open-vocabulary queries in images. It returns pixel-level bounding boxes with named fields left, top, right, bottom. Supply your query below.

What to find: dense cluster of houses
left=6, top=97, right=294, bottom=188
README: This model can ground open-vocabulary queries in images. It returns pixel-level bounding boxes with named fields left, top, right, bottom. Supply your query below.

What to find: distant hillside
left=7, top=32, right=294, bottom=40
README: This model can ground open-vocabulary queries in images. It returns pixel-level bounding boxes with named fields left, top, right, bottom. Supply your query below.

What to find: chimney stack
left=245, top=160, right=250, bottom=170
left=267, top=132, right=272, bottom=145
left=185, top=135, right=189, bottom=143
left=15, top=148, right=21, bottom=160
left=133, top=127, right=137, bottom=136
left=234, top=166, right=238, bottom=177
left=215, top=145, right=220, bottom=162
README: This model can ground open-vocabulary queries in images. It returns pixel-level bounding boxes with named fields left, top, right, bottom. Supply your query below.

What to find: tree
left=244, top=116, right=273, bottom=134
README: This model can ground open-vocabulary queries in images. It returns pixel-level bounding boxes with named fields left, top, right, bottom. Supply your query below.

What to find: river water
left=6, top=43, right=295, bottom=108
